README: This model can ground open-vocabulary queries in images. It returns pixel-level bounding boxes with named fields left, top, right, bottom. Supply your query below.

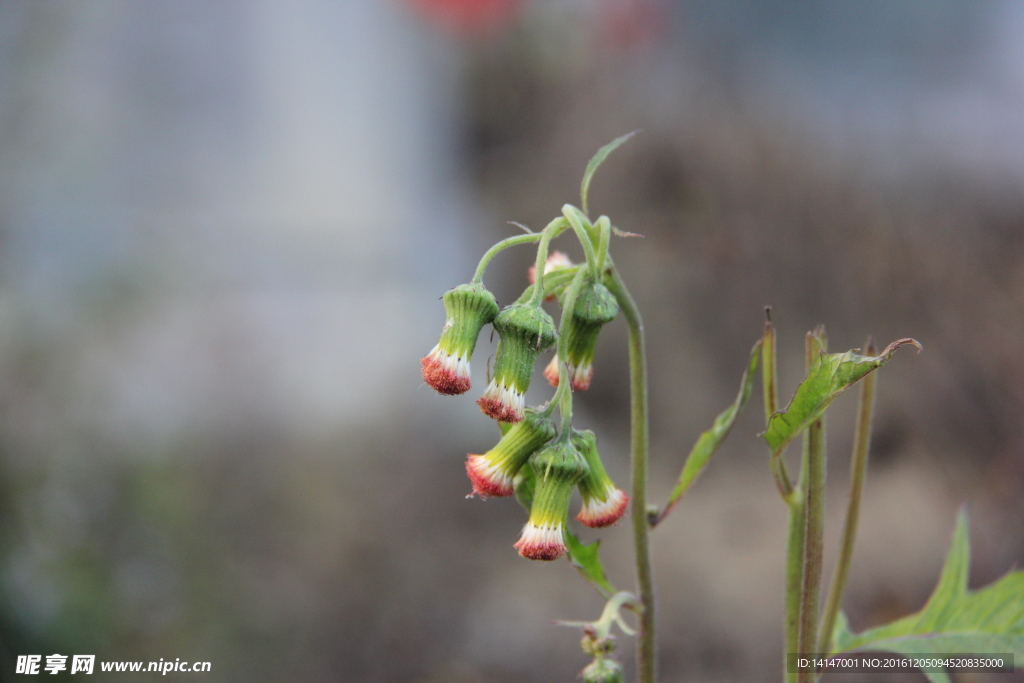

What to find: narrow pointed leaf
left=650, top=339, right=761, bottom=526
left=764, top=338, right=920, bottom=457
left=565, top=531, right=615, bottom=599
left=580, top=131, right=638, bottom=215
left=832, top=510, right=1024, bottom=677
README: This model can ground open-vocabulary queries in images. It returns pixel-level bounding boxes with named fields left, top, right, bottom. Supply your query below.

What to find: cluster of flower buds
left=580, top=628, right=623, bottom=683
left=420, top=228, right=627, bottom=560
left=462, top=424, right=628, bottom=560
left=461, top=418, right=628, bottom=558
left=544, top=275, right=619, bottom=391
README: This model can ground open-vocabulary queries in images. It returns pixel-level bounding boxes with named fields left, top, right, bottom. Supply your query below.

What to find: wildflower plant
left=421, top=135, right=1024, bottom=682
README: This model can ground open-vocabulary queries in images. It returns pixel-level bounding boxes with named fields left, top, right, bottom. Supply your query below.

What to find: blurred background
left=1, top=1, right=1022, bottom=681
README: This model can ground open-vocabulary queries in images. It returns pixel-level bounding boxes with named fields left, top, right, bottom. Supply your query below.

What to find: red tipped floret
left=465, top=454, right=515, bottom=497
left=421, top=345, right=472, bottom=395
left=476, top=379, right=526, bottom=423
left=576, top=486, right=629, bottom=528
left=544, top=354, right=594, bottom=391
left=513, top=522, right=566, bottom=561
left=464, top=409, right=556, bottom=497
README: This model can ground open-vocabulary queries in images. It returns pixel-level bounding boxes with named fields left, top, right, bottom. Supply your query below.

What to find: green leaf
left=650, top=339, right=762, bottom=526
left=832, top=509, right=1024, bottom=681
left=764, top=338, right=920, bottom=458
left=580, top=131, right=638, bottom=215
left=565, top=531, right=615, bottom=599
left=512, top=465, right=535, bottom=513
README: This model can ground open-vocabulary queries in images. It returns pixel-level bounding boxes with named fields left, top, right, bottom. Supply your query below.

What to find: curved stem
left=529, top=217, right=569, bottom=306
left=517, top=267, right=580, bottom=305
left=561, top=205, right=600, bottom=281
left=595, top=215, right=612, bottom=273
left=605, top=264, right=655, bottom=683
left=472, top=233, right=542, bottom=284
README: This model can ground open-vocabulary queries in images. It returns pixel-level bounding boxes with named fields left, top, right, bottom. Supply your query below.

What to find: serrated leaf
left=565, top=531, right=615, bottom=599
left=764, top=338, right=920, bottom=457
left=832, top=509, right=1024, bottom=679
left=580, top=131, right=638, bottom=215
left=650, top=339, right=761, bottom=526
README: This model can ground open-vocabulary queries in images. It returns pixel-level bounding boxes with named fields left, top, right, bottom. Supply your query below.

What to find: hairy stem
left=605, top=264, right=655, bottom=683
left=818, top=340, right=878, bottom=653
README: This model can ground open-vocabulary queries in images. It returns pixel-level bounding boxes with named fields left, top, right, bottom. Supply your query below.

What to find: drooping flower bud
left=528, top=250, right=574, bottom=301
left=421, top=283, right=499, bottom=395
left=514, top=440, right=588, bottom=561
left=544, top=278, right=618, bottom=391
left=573, top=429, right=629, bottom=528
left=581, top=658, right=623, bottom=683
left=477, top=303, right=557, bottom=422
left=465, top=408, right=556, bottom=497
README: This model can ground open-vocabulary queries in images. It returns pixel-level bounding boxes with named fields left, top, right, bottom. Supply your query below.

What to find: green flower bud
left=422, top=283, right=499, bottom=395
left=573, top=430, right=629, bottom=528
left=465, top=408, right=556, bottom=497
left=581, top=658, right=623, bottom=683
left=544, top=278, right=618, bottom=391
left=477, top=303, right=557, bottom=422
left=513, top=439, right=588, bottom=560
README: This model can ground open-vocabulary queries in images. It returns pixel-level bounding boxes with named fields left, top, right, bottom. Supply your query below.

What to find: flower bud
left=581, top=658, right=623, bottom=683
left=477, top=303, right=557, bottom=422
left=465, top=408, right=556, bottom=497
left=421, top=283, right=500, bottom=395
left=573, top=430, right=629, bottom=528
left=581, top=632, right=616, bottom=657
left=514, top=440, right=588, bottom=560
left=544, top=278, right=618, bottom=391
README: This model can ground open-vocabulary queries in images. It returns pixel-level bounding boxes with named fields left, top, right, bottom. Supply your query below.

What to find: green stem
left=515, top=266, right=579, bottom=305
left=784, top=488, right=806, bottom=683
left=530, top=217, right=569, bottom=305
left=797, top=330, right=827, bottom=683
left=594, top=215, right=612, bottom=273
left=780, top=318, right=804, bottom=683
left=818, top=341, right=878, bottom=653
left=762, top=309, right=778, bottom=424
left=552, top=268, right=590, bottom=434
left=604, top=264, right=655, bottom=683
left=472, top=233, right=542, bottom=284
left=561, top=205, right=600, bottom=281
left=764, top=311, right=796, bottom=503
